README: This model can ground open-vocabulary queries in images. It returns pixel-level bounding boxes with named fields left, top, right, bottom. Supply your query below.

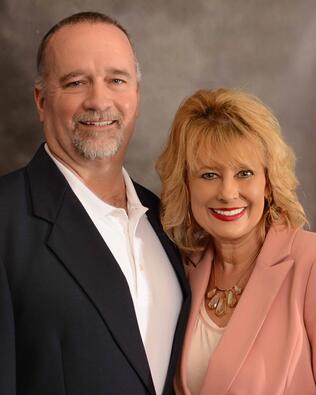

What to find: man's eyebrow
left=59, top=71, right=85, bottom=85
left=59, top=68, right=134, bottom=85
left=107, top=68, right=132, bottom=79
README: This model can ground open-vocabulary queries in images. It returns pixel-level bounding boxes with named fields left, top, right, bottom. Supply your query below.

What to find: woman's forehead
left=188, top=136, right=265, bottom=170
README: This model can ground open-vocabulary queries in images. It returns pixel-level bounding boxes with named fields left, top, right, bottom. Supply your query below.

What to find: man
left=0, top=12, right=190, bottom=395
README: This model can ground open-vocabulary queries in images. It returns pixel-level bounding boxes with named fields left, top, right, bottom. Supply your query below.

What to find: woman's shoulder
left=260, top=226, right=316, bottom=273
left=267, top=225, right=316, bottom=252
left=288, top=228, right=316, bottom=274
left=294, top=227, right=316, bottom=239
left=262, top=227, right=316, bottom=291
left=291, top=228, right=316, bottom=251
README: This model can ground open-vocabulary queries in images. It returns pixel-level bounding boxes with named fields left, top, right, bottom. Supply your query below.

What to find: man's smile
left=79, top=120, right=117, bottom=127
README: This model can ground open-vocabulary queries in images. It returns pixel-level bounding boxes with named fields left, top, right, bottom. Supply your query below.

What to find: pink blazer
left=175, top=226, right=316, bottom=394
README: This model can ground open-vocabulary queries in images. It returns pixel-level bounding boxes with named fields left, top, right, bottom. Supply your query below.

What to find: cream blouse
left=187, top=301, right=225, bottom=395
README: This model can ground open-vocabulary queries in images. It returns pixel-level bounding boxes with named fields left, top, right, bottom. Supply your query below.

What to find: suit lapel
left=27, top=146, right=155, bottom=394
left=201, top=227, right=297, bottom=394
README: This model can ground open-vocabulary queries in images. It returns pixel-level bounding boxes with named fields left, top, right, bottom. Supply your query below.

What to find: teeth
left=212, top=208, right=245, bottom=216
left=82, top=120, right=115, bottom=126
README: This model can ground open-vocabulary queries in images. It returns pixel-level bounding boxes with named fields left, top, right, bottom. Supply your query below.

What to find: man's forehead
left=43, top=22, right=136, bottom=77
left=47, top=22, right=132, bottom=56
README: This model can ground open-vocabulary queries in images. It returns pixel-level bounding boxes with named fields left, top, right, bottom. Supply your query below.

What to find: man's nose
left=82, top=82, right=114, bottom=112
left=217, top=177, right=239, bottom=201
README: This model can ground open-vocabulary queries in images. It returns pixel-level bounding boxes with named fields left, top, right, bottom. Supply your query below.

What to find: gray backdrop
left=1, top=0, right=316, bottom=229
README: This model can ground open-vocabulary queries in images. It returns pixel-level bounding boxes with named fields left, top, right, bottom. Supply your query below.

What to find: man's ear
left=135, top=85, right=140, bottom=118
left=34, top=87, right=45, bottom=122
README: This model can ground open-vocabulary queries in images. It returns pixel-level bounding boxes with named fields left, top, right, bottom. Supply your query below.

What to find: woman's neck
left=213, top=229, right=263, bottom=274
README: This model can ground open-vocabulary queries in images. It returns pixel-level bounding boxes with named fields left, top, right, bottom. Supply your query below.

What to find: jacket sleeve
left=304, top=259, right=316, bottom=382
left=0, top=257, right=16, bottom=394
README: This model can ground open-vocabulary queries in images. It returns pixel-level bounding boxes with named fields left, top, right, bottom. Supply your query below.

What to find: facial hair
left=72, top=110, right=124, bottom=160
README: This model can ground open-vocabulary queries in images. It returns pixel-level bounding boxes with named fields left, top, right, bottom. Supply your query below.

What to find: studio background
left=1, top=0, right=316, bottom=229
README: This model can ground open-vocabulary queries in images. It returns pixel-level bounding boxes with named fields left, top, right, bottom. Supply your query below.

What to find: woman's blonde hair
left=156, top=88, right=307, bottom=254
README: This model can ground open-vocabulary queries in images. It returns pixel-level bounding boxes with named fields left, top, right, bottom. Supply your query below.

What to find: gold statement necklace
left=205, top=251, right=259, bottom=317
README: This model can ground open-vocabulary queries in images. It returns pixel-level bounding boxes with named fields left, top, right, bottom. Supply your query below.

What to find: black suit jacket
left=0, top=145, right=190, bottom=395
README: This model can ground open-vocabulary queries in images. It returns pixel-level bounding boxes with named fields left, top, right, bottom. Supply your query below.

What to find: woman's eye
left=201, top=172, right=218, bottom=180
left=238, top=170, right=254, bottom=178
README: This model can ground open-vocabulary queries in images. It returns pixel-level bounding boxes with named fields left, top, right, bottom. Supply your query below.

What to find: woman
left=156, top=88, right=316, bottom=394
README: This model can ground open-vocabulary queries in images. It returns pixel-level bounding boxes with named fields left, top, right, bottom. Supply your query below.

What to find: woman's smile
left=209, top=207, right=246, bottom=221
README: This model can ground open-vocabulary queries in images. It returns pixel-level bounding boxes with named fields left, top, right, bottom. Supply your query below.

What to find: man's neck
left=47, top=145, right=128, bottom=210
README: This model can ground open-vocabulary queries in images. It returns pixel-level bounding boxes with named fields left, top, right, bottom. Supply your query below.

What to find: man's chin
left=73, top=140, right=121, bottom=160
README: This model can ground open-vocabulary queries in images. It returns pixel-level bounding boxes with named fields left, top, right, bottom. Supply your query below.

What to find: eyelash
left=111, top=78, right=125, bottom=84
left=201, top=172, right=218, bottom=180
left=64, top=80, right=84, bottom=88
left=238, top=170, right=254, bottom=178
left=201, top=170, right=254, bottom=180
left=64, top=79, right=126, bottom=88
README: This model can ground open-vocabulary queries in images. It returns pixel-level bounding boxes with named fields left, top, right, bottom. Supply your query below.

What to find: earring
left=265, top=194, right=280, bottom=223
left=266, top=195, right=272, bottom=207
left=265, top=194, right=272, bottom=219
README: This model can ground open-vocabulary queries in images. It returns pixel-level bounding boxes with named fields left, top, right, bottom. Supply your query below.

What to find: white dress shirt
left=45, top=145, right=182, bottom=395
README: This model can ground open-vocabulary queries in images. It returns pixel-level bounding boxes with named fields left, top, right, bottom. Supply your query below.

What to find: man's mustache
left=73, top=111, right=123, bottom=125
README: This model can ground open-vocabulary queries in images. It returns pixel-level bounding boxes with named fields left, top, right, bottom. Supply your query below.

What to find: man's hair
left=35, top=11, right=141, bottom=87
left=156, top=88, right=308, bottom=254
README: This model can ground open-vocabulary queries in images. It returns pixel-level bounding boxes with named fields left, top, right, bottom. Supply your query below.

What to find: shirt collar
left=44, top=144, right=148, bottom=219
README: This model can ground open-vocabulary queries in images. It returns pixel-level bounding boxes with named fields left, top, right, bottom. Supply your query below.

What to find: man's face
left=34, top=22, right=140, bottom=164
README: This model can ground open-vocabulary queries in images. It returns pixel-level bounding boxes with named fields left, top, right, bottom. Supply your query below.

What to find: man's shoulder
left=0, top=145, right=53, bottom=205
left=0, top=145, right=47, bottom=188
left=0, top=166, right=27, bottom=194
left=0, top=167, right=29, bottom=224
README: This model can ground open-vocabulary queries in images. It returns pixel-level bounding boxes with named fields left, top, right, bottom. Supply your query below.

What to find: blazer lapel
left=27, top=146, right=155, bottom=394
left=201, top=227, right=297, bottom=394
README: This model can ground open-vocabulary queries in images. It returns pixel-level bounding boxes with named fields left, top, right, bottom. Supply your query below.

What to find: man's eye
left=65, top=80, right=84, bottom=88
left=238, top=170, right=254, bottom=178
left=111, top=78, right=125, bottom=85
left=201, top=172, right=218, bottom=180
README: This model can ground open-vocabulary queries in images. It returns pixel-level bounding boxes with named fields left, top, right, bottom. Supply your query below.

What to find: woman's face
left=188, top=141, right=267, bottom=244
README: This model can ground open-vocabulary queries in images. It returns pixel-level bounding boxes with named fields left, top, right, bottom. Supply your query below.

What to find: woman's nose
left=216, top=177, right=239, bottom=201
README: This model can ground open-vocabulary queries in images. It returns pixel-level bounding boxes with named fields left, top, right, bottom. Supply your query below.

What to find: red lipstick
left=210, top=207, right=246, bottom=222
